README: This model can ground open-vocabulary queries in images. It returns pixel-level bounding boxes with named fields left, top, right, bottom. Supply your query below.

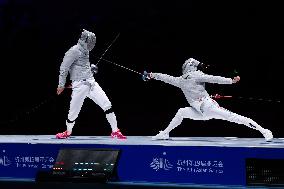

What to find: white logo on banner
left=150, top=152, right=173, bottom=171
left=0, top=150, right=12, bottom=167
left=149, top=152, right=224, bottom=174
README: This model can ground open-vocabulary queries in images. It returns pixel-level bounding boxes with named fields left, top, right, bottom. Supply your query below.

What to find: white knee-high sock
left=106, top=112, right=118, bottom=132
left=227, top=113, right=266, bottom=133
left=246, top=119, right=266, bottom=133
left=164, top=112, right=183, bottom=134
left=66, top=121, right=75, bottom=134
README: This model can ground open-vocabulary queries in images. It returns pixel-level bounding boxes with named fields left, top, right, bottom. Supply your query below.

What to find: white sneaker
left=152, top=131, right=170, bottom=140
left=262, top=129, right=273, bottom=142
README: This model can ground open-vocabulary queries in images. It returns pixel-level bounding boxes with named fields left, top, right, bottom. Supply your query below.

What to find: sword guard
left=142, top=71, right=150, bottom=81
left=211, top=94, right=232, bottom=99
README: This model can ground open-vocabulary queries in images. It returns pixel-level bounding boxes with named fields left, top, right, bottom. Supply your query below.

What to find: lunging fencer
left=148, top=58, right=273, bottom=141
left=56, top=29, right=126, bottom=139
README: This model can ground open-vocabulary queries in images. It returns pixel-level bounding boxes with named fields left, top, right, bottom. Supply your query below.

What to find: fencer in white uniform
left=56, top=29, right=126, bottom=139
left=149, top=58, right=273, bottom=141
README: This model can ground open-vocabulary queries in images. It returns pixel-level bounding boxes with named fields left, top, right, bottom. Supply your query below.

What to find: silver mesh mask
left=182, top=58, right=201, bottom=74
left=79, top=29, right=96, bottom=51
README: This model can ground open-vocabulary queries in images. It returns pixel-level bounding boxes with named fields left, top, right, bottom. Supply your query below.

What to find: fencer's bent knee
left=176, top=108, right=188, bottom=117
left=104, top=107, right=113, bottom=114
left=67, top=118, right=76, bottom=123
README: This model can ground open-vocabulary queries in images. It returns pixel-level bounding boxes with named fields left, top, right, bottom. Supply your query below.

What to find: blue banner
left=1, top=143, right=284, bottom=186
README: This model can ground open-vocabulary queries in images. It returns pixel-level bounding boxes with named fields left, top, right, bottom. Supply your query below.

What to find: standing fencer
left=148, top=58, right=273, bottom=141
left=56, top=29, right=126, bottom=139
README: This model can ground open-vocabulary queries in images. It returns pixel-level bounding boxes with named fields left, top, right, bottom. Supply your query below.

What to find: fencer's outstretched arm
left=194, top=71, right=236, bottom=84
left=58, top=49, right=80, bottom=88
left=150, top=73, right=181, bottom=87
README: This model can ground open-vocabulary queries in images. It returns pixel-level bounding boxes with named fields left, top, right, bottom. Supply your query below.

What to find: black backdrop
left=0, top=0, right=282, bottom=138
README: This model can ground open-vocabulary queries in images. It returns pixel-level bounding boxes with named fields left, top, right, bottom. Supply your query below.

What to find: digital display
left=53, top=148, right=120, bottom=177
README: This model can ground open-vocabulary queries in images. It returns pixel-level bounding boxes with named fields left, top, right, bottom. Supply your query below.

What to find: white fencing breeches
left=66, top=78, right=118, bottom=133
left=163, top=96, right=266, bottom=134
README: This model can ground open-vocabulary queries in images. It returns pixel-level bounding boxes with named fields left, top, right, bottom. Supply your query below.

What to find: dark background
left=0, top=0, right=282, bottom=138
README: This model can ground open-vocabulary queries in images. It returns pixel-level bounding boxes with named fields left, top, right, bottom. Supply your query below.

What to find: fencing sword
left=211, top=94, right=280, bottom=103
left=201, top=65, right=279, bottom=103
left=95, top=33, right=121, bottom=66
left=99, top=58, right=150, bottom=81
